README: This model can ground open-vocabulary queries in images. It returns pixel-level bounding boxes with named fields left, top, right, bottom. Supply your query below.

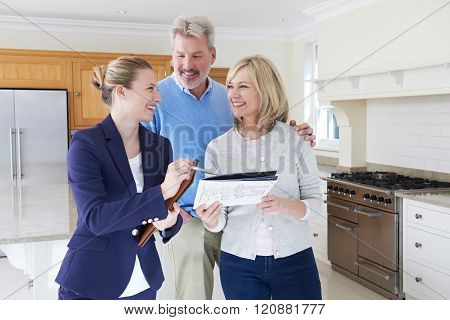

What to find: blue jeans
left=220, top=247, right=322, bottom=300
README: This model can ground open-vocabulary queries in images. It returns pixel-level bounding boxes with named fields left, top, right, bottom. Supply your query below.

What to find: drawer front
left=404, top=259, right=450, bottom=299
left=357, top=257, right=398, bottom=294
left=310, top=222, right=327, bottom=254
left=407, top=203, right=450, bottom=234
left=327, top=197, right=358, bottom=223
left=406, top=227, right=450, bottom=272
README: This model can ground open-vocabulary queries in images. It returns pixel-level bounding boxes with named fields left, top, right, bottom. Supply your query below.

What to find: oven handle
left=354, top=261, right=390, bottom=280
left=325, top=200, right=354, bottom=212
left=334, top=222, right=358, bottom=234
left=355, top=207, right=382, bottom=218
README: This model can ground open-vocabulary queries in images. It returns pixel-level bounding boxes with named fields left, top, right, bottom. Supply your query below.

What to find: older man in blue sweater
left=142, top=15, right=316, bottom=300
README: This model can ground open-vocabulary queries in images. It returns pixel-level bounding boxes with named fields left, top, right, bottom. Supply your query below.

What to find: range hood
left=315, top=61, right=450, bottom=171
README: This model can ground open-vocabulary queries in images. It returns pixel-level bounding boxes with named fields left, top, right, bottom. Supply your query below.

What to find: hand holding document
left=193, top=171, right=278, bottom=208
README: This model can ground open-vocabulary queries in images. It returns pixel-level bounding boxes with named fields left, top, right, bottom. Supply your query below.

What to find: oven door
left=328, top=215, right=359, bottom=274
left=356, top=204, right=398, bottom=271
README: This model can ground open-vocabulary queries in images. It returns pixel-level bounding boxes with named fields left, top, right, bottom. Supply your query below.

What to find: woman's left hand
left=257, top=195, right=288, bottom=214
left=153, top=203, right=181, bottom=231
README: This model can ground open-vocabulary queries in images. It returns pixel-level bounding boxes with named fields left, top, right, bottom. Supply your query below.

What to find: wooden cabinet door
left=72, top=61, right=110, bottom=128
left=0, top=53, right=67, bottom=88
left=209, top=67, right=229, bottom=85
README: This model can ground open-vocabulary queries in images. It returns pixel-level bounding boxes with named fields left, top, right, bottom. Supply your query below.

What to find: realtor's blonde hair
left=226, top=55, right=289, bottom=133
left=92, top=56, right=152, bottom=106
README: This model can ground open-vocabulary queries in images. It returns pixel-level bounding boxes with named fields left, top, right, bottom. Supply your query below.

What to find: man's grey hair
left=170, top=15, right=215, bottom=49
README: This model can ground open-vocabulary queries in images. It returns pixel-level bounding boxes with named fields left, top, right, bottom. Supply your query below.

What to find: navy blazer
left=55, top=115, right=182, bottom=299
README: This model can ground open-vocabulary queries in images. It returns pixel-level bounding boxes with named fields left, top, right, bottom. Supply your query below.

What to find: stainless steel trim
left=17, top=128, right=23, bottom=180
left=355, top=261, right=390, bottom=280
left=9, top=128, right=16, bottom=180
left=355, top=208, right=382, bottom=218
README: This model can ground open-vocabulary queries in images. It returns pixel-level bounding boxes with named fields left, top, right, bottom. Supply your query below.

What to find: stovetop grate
left=330, top=171, right=450, bottom=190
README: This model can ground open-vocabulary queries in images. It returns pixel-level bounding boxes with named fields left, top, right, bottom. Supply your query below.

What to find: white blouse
left=119, top=153, right=151, bottom=298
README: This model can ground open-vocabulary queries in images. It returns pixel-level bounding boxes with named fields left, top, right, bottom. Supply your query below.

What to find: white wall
left=317, top=0, right=450, bottom=79
left=367, top=94, right=450, bottom=174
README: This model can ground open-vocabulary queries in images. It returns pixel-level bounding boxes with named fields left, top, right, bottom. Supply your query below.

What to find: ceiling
left=0, top=0, right=327, bottom=32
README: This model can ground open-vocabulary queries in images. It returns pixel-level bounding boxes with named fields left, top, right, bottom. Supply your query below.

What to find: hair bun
left=92, top=65, right=107, bottom=90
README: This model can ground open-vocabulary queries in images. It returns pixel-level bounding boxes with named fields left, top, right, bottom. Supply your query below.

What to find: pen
left=191, top=165, right=219, bottom=176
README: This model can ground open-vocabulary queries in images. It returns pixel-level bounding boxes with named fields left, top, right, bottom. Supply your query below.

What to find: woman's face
left=227, top=68, right=261, bottom=126
left=122, top=68, right=161, bottom=122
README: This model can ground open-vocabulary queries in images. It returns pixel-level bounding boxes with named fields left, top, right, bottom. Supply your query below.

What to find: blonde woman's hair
left=170, top=15, right=215, bottom=49
left=226, top=55, right=289, bottom=133
left=92, top=56, right=152, bottom=106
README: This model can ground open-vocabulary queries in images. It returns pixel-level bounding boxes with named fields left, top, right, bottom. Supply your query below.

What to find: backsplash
left=367, top=94, right=450, bottom=174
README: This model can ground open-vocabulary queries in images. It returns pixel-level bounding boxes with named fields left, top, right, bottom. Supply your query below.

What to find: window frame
left=304, top=42, right=339, bottom=152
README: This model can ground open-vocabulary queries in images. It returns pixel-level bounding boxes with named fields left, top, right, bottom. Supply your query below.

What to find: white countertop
left=396, top=190, right=450, bottom=209
left=0, top=184, right=77, bottom=245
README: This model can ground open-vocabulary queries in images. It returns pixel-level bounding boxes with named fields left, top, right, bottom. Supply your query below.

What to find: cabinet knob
left=313, top=232, right=319, bottom=237
left=415, top=242, right=422, bottom=248
left=75, top=92, right=80, bottom=96
left=415, top=277, right=422, bottom=283
left=415, top=213, right=422, bottom=220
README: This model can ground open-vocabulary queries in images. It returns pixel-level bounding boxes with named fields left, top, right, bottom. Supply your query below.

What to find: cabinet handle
left=313, top=233, right=319, bottom=237
left=415, top=213, right=422, bottom=220
left=75, top=92, right=80, bottom=96
left=415, top=277, right=422, bottom=283
left=415, top=242, right=422, bottom=248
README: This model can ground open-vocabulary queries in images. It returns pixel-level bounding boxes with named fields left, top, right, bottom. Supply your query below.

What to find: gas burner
left=330, top=171, right=450, bottom=190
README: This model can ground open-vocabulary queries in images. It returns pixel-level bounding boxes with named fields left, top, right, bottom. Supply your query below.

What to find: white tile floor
left=0, top=256, right=385, bottom=300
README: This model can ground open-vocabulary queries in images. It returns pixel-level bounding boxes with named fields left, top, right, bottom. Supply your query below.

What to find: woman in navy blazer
left=56, top=56, right=192, bottom=300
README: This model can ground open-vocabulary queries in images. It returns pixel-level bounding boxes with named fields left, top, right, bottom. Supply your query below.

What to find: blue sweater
left=142, top=74, right=233, bottom=216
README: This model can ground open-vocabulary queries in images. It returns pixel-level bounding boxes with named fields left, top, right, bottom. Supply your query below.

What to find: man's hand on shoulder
left=289, top=120, right=316, bottom=147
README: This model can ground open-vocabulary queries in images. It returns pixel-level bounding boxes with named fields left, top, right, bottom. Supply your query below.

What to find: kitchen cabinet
left=402, top=199, right=450, bottom=299
left=0, top=51, right=67, bottom=89
left=70, top=55, right=172, bottom=129
left=209, top=67, right=229, bottom=85
left=310, top=179, right=329, bottom=263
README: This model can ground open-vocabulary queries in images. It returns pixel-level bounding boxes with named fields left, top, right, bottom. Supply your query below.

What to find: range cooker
left=325, top=172, right=450, bottom=299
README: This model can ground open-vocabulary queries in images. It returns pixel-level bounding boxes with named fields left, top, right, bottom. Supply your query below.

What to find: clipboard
left=137, top=159, right=199, bottom=247
left=193, top=171, right=278, bottom=208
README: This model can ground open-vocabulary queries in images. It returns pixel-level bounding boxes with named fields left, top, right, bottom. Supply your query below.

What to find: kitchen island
left=0, top=184, right=194, bottom=300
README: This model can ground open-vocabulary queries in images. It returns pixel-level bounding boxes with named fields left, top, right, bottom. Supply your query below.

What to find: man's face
left=172, top=33, right=216, bottom=92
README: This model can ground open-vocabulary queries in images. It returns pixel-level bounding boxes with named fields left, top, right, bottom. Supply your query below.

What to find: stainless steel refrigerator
left=0, top=89, right=68, bottom=187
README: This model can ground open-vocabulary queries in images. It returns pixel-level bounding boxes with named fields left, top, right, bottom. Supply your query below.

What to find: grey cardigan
left=204, top=121, right=322, bottom=260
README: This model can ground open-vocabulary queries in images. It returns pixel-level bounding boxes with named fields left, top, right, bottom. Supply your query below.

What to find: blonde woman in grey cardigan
left=195, top=55, right=322, bottom=300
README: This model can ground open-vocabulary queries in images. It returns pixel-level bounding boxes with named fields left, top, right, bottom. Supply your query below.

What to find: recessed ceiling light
left=117, top=10, right=128, bottom=15
left=277, top=18, right=286, bottom=23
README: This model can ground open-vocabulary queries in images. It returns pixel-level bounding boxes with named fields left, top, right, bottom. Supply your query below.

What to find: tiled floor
left=316, top=260, right=385, bottom=300
left=0, top=256, right=385, bottom=300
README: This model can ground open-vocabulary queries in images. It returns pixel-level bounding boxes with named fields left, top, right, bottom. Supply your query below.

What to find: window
left=304, top=43, right=339, bottom=151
